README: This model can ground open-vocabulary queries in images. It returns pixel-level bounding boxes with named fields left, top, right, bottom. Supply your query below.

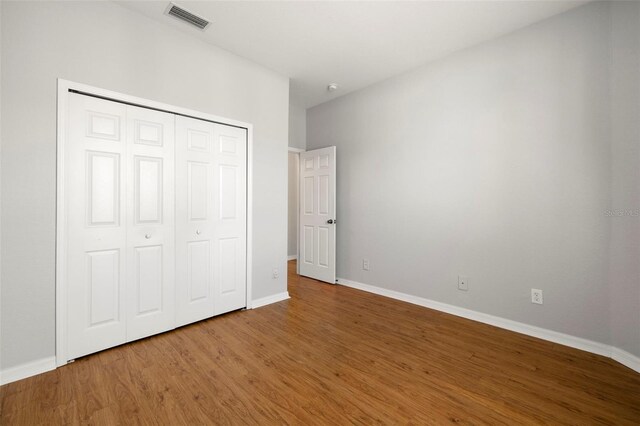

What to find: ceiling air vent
left=165, top=3, right=211, bottom=31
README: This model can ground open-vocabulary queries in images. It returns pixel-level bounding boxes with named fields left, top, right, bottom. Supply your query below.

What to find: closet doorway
left=56, top=80, right=253, bottom=365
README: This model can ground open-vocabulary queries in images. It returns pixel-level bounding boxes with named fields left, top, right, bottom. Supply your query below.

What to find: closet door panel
left=67, top=94, right=128, bottom=360
left=134, top=245, right=163, bottom=314
left=175, top=116, right=217, bottom=326
left=125, top=105, right=176, bottom=342
left=187, top=240, right=210, bottom=301
left=213, top=124, right=247, bottom=315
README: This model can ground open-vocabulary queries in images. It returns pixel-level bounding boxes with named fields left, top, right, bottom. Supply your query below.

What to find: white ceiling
left=117, top=1, right=589, bottom=108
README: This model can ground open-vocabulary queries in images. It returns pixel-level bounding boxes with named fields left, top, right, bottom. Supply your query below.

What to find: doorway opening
left=288, top=148, right=303, bottom=274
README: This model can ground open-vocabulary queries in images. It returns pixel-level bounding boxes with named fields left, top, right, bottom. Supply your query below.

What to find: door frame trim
left=288, top=147, right=305, bottom=274
left=55, top=79, right=254, bottom=367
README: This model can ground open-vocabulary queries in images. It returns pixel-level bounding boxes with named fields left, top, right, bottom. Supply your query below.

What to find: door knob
left=327, top=219, right=335, bottom=224
left=145, top=234, right=151, bottom=239
left=196, top=230, right=201, bottom=235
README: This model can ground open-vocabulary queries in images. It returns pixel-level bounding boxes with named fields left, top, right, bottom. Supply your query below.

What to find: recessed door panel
left=304, top=158, right=314, bottom=171
left=219, top=238, right=238, bottom=294
left=220, top=165, right=237, bottom=220
left=318, top=226, right=329, bottom=268
left=318, top=227, right=329, bottom=268
left=319, top=175, right=329, bottom=216
left=188, top=162, right=208, bottom=221
left=87, top=112, right=120, bottom=141
left=188, top=240, right=210, bottom=301
left=188, top=129, right=209, bottom=152
left=219, top=135, right=237, bottom=154
left=135, top=245, right=163, bottom=315
left=87, top=249, right=120, bottom=326
left=135, top=120, right=163, bottom=146
left=88, top=152, right=119, bottom=226
left=304, top=176, right=314, bottom=215
left=135, top=156, right=162, bottom=224
left=303, top=226, right=314, bottom=264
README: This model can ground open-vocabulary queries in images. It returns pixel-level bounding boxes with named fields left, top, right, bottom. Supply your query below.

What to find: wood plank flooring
left=1, top=260, right=639, bottom=425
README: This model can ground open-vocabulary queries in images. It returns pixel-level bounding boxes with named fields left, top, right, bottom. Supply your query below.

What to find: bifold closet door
left=124, top=105, right=175, bottom=342
left=67, top=94, right=127, bottom=360
left=66, top=94, right=175, bottom=360
left=213, top=123, right=247, bottom=315
left=175, top=116, right=247, bottom=326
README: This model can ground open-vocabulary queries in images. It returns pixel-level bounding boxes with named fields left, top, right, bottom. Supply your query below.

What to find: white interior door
left=299, top=146, right=336, bottom=283
left=125, top=105, right=175, bottom=341
left=175, top=116, right=217, bottom=326
left=67, top=94, right=128, bottom=359
left=213, top=123, right=247, bottom=315
left=175, top=117, right=247, bottom=326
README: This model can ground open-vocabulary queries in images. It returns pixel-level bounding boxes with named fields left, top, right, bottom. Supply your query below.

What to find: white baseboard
left=611, top=347, right=640, bottom=373
left=0, top=356, right=56, bottom=386
left=251, top=291, right=290, bottom=309
left=337, top=277, right=640, bottom=373
left=287, top=255, right=297, bottom=261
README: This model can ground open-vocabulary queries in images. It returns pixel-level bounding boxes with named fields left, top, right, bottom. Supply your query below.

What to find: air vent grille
left=166, top=3, right=210, bottom=30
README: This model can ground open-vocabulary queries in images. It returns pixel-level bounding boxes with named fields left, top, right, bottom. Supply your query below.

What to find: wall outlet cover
left=458, top=275, right=469, bottom=291
left=531, top=288, right=543, bottom=304
left=362, top=259, right=370, bottom=271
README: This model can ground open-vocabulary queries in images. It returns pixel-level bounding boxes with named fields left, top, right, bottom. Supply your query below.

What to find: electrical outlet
left=362, top=259, right=370, bottom=271
left=272, top=268, right=279, bottom=279
left=458, top=275, right=469, bottom=291
left=531, top=288, right=543, bottom=304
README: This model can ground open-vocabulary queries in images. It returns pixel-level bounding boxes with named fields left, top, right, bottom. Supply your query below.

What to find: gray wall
left=308, top=2, right=614, bottom=345
left=288, top=152, right=299, bottom=258
left=288, top=96, right=307, bottom=150
left=609, top=1, right=640, bottom=357
left=1, top=1, right=289, bottom=370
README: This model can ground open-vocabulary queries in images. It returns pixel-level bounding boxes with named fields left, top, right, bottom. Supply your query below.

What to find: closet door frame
left=55, top=79, right=254, bottom=367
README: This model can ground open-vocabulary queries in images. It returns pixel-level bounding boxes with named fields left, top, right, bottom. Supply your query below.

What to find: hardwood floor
left=2, top=260, right=639, bottom=425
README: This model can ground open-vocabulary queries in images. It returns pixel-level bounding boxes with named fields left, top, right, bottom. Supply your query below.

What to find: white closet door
left=125, top=105, right=175, bottom=341
left=175, top=117, right=247, bottom=325
left=67, top=94, right=128, bottom=359
left=213, top=124, right=247, bottom=315
left=66, top=91, right=246, bottom=359
left=175, top=116, right=217, bottom=326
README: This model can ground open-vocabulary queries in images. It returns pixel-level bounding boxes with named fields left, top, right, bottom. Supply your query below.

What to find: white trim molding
left=287, top=255, right=298, bottom=261
left=337, top=277, right=640, bottom=374
left=611, top=348, right=640, bottom=373
left=0, top=357, right=57, bottom=386
left=251, top=292, right=290, bottom=309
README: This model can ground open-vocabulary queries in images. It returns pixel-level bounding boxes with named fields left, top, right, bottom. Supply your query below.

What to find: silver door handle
left=145, top=234, right=151, bottom=239
left=196, top=230, right=201, bottom=235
